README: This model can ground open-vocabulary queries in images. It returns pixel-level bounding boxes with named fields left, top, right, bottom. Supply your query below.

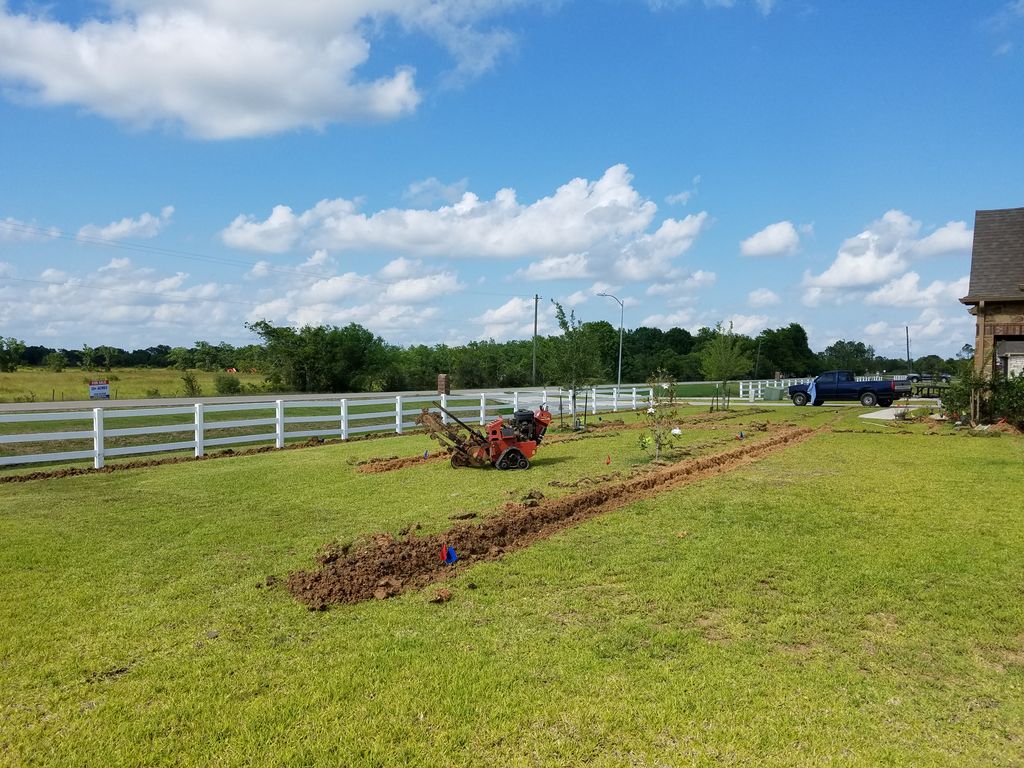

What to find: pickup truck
left=788, top=371, right=911, bottom=407
left=905, top=372, right=952, bottom=384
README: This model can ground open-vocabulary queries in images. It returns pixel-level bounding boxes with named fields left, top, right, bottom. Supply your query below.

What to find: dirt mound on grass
left=286, top=425, right=818, bottom=609
left=355, top=451, right=449, bottom=473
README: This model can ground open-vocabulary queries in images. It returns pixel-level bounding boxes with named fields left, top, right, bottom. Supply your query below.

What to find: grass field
left=0, top=367, right=268, bottom=402
left=2, top=407, right=1022, bottom=766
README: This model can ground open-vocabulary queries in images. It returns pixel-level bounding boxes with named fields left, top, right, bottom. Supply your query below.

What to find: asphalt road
left=0, top=387, right=559, bottom=413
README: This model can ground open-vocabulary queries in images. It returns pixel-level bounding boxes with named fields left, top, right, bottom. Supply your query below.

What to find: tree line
left=0, top=320, right=968, bottom=392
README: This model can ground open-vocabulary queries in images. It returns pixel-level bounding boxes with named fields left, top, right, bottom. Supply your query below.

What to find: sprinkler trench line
left=1, top=407, right=778, bottom=483
left=287, top=425, right=821, bottom=609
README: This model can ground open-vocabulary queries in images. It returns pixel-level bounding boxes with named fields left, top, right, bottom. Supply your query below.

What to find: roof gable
left=964, top=207, right=1024, bottom=303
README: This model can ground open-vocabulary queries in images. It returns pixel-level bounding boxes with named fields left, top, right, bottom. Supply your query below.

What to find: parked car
left=905, top=372, right=952, bottom=384
left=788, top=370, right=911, bottom=407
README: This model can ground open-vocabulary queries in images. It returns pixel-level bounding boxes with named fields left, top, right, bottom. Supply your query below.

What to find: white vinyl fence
left=0, top=386, right=655, bottom=469
left=737, top=374, right=907, bottom=401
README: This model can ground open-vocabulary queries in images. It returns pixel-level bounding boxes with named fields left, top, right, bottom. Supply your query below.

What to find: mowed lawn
left=1, top=410, right=1023, bottom=766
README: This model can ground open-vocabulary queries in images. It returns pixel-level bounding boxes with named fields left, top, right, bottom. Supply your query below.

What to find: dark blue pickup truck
left=789, top=370, right=911, bottom=407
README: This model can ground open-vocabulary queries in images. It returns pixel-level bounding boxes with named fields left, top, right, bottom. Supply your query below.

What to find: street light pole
left=598, top=292, right=624, bottom=390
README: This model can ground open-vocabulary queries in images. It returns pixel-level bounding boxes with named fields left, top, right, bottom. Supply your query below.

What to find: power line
left=0, top=219, right=534, bottom=301
left=0, top=274, right=260, bottom=307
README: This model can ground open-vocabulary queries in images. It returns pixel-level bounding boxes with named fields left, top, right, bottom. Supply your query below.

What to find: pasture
left=0, top=367, right=267, bottom=403
left=1, top=406, right=1022, bottom=766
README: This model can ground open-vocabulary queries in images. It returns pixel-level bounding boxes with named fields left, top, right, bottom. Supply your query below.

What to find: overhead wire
left=0, top=219, right=536, bottom=303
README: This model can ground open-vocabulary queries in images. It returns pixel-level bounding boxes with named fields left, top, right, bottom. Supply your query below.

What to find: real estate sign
left=89, top=380, right=110, bottom=400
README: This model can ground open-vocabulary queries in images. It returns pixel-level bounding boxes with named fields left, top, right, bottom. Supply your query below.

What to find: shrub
left=990, top=375, right=1024, bottom=427
left=944, top=367, right=1024, bottom=427
left=181, top=372, right=202, bottom=398
left=214, top=374, right=243, bottom=395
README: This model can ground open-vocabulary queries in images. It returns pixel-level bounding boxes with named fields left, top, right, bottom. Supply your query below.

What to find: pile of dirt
left=355, top=451, right=448, bottom=474
left=990, top=420, right=1024, bottom=436
left=545, top=430, right=620, bottom=444
left=549, top=472, right=622, bottom=488
left=285, top=425, right=817, bottom=609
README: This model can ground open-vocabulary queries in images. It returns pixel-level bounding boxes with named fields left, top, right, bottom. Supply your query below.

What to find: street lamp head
left=597, top=291, right=623, bottom=306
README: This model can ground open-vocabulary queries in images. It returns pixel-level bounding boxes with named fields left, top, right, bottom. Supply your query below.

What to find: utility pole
left=754, top=338, right=762, bottom=380
left=598, top=292, right=624, bottom=390
left=905, top=326, right=912, bottom=372
left=532, top=294, right=540, bottom=386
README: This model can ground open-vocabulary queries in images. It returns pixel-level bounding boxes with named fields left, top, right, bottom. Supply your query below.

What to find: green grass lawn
left=1, top=408, right=1022, bottom=766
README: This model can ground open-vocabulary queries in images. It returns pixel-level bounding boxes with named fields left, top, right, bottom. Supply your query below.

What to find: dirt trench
left=355, top=451, right=451, bottom=474
left=286, top=425, right=819, bottom=609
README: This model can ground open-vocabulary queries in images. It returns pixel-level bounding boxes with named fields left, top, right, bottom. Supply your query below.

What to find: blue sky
left=1, top=0, right=1022, bottom=357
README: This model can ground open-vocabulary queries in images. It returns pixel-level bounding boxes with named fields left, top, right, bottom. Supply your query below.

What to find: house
left=960, top=207, right=1024, bottom=378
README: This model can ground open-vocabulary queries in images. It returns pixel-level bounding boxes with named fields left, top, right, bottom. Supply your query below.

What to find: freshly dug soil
left=286, top=425, right=818, bottom=609
left=356, top=451, right=449, bottom=474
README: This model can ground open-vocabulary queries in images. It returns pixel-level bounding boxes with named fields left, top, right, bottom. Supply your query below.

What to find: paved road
left=0, top=386, right=567, bottom=413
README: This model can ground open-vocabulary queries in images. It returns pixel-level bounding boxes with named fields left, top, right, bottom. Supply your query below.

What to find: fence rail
left=736, top=375, right=909, bottom=401
left=0, top=386, right=655, bottom=469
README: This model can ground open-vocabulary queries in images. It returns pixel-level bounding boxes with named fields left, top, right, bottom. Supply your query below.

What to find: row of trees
left=1, top=319, right=967, bottom=391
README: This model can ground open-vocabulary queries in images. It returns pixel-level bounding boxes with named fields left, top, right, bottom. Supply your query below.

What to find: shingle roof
left=962, top=207, right=1024, bottom=304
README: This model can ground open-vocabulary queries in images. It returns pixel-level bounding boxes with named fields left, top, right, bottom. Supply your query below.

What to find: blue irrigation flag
left=806, top=378, right=816, bottom=404
left=445, top=547, right=458, bottom=565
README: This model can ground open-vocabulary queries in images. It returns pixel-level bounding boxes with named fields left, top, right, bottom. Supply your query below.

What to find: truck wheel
left=860, top=392, right=878, bottom=407
left=792, top=392, right=808, bottom=406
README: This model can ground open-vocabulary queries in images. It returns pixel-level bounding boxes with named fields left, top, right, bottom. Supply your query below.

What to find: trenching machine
left=417, top=404, right=552, bottom=470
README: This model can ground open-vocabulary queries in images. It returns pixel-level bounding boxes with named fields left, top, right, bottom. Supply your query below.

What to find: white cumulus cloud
left=864, top=273, right=970, bottom=308
left=223, top=165, right=711, bottom=282
left=640, top=309, right=696, bottom=329
left=78, top=206, right=174, bottom=242
left=645, top=270, right=716, bottom=296
left=723, top=313, right=770, bottom=336
left=747, top=288, right=781, bottom=307
left=740, top=220, right=800, bottom=257
left=802, top=210, right=973, bottom=306
left=1, top=216, right=61, bottom=242
left=0, top=2, right=539, bottom=138
left=516, top=253, right=591, bottom=281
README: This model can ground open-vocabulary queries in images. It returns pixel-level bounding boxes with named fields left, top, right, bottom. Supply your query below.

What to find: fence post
left=340, top=398, right=348, bottom=441
left=395, top=395, right=403, bottom=434
left=648, top=387, right=654, bottom=405
left=612, top=386, right=618, bottom=412
left=194, top=403, right=205, bottom=457
left=568, top=389, right=575, bottom=423
left=93, top=407, right=105, bottom=469
left=479, top=393, right=487, bottom=426
left=275, top=400, right=285, bottom=448
left=748, top=382, right=755, bottom=403
left=591, top=386, right=598, bottom=415
left=513, top=391, right=519, bottom=412
left=632, top=387, right=637, bottom=409
left=440, top=393, right=449, bottom=424
left=542, top=388, right=548, bottom=407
